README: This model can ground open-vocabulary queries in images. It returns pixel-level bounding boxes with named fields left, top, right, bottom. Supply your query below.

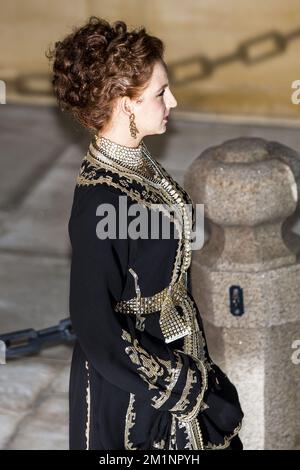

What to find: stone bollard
left=184, top=137, right=300, bottom=450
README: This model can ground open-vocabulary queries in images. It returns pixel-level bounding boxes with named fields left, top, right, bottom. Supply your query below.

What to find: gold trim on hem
left=85, top=360, right=91, bottom=450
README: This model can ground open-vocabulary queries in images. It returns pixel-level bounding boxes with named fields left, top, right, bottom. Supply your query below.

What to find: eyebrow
left=156, top=83, right=169, bottom=93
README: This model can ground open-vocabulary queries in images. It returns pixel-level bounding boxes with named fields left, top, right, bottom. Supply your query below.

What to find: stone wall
left=1, top=0, right=300, bottom=119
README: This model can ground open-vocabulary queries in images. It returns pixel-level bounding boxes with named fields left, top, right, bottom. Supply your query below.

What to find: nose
left=169, top=91, right=177, bottom=109
left=165, top=88, right=177, bottom=109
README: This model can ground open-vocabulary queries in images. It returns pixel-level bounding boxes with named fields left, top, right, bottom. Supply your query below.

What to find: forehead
left=148, top=61, right=168, bottom=88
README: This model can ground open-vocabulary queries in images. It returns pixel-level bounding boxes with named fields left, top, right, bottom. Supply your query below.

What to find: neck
left=89, top=133, right=160, bottom=180
left=96, top=129, right=143, bottom=149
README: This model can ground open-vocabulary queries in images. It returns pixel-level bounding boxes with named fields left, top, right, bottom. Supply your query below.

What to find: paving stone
left=34, top=394, right=69, bottom=425
left=1, top=104, right=300, bottom=449
left=0, top=252, right=69, bottom=332
left=49, top=365, right=70, bottom=394
left=39, top=344, right=73, bottom=362
left=6, top=416, right=68, bottom=450
left=0, top=104, right=80, bottom=210
left=0, top=358, right=63, bottom=413
left=0, top=409, right=27, bottom=449
left=0, top=162, right=76, bottom=257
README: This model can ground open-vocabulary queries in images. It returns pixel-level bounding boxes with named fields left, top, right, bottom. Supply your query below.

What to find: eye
left=158, top=89, right=165, bottom=97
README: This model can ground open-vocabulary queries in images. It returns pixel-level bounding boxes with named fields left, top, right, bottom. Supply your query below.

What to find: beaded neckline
left=95, top=135, right=145, bottom=164
left=88, top=134, right=164, bottom=183
left=81, top=134, right=194, bottom=282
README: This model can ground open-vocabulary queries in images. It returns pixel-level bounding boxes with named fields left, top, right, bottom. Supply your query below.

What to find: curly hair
left=46, top=16, right=166, bottom=134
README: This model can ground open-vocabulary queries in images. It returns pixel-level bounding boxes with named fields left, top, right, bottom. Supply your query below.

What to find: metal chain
left=4, top=28, right=298, bottom=97
left=168, top=29, right=294, bottom=85
left=0, top=318, right=75, bottom=360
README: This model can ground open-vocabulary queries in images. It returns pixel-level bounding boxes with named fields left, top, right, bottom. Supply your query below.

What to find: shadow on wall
left=2, top=26, right=300, bottom=112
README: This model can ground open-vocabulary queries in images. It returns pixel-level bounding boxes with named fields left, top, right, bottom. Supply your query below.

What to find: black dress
left=68, top=135, right=244, bottom=450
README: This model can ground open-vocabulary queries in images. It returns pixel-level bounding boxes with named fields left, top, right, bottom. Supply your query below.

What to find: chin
left=158, top=125, right=167, bottom=134
left=146, top=128, right=165, bottom=136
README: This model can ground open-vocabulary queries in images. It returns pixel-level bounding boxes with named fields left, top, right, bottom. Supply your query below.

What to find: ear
left=120, top=96, right=133, bottom=116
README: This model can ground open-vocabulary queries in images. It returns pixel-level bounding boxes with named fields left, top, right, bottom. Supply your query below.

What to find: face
left=132, top=61, right=177, bottom=137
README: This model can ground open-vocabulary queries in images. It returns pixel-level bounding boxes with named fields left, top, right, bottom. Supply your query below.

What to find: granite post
left=184, top=137, right=300, bottom=449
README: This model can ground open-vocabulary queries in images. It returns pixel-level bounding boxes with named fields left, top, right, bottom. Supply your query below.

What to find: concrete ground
left=0, top=103, right=299, bottom=449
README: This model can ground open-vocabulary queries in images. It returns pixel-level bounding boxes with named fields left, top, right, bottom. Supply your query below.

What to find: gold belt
left=114, top=273, right=192, bottom=343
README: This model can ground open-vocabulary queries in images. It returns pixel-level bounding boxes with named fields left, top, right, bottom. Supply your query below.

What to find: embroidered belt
left=114, top=280, right=185, bottom=315
left=114, top=272, right=193, bottom=343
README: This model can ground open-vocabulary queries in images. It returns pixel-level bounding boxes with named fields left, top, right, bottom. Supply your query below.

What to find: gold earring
left=129, top=113, right=139, bottom=139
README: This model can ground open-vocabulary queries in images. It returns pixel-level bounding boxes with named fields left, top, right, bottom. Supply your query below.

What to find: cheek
left=139, top=100, right=165, bottom=127
left=147, top=97, right=164, bottom=109
left=151, top=99, right=165, bottom=116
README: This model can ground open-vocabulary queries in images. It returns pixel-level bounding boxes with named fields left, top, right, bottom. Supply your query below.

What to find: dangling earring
left=129, top=113, right=139, bottom=139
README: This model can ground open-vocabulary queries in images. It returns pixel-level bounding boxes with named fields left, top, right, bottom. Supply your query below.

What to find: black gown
left=68, top=135, right=244, bottom=450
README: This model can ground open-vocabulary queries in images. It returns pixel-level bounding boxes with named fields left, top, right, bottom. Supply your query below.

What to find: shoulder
left=68, top=184, right=121, bottom=250
left=68, top=182, right=135, bottom=245
left=70, top=182, right=131, bottom=219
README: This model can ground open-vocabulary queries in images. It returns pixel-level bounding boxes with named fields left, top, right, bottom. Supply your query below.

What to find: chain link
left=168, top=29, right=294, bottom=85
left=2, top=28, right=298, bottom=96
left=0, top=318, right=75, bottom=360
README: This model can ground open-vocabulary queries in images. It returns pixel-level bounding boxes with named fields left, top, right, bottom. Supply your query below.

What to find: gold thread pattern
left=124, top=393, right=138, bottom=450
left=151, top=351, right=183, bottom=410
left=205, top=422, right=243, bottom=450
left=76, top=136, right=195, bottom=287
left=85, top=360, right=91, bottom=450
left=121, top=329, right=171, bottom=392
left=76, top=137, right=242, bottom=450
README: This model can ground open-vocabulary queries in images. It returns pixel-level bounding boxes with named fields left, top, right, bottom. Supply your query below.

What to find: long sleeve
left=68, top=184, right=208, bottom=421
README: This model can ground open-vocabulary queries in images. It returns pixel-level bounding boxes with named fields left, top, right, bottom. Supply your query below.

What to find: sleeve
left=68, top=184, right=208, bottom=422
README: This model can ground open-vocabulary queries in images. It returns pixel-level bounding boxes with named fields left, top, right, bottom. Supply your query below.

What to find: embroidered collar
left=89, top=135, right=163, bottom=182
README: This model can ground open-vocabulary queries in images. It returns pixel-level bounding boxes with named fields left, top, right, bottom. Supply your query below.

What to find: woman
left=47, top=16, right=244, bottom=450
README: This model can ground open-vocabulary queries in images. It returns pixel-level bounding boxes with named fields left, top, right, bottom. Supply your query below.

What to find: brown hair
left=46, top=16, right=166, bottom=134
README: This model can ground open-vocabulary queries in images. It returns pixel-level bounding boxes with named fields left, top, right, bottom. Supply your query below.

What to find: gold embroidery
left=76, top=140, right=240, bottom=450
left=92, top=136, right=160, bottom=182
left=190, top=419, right=205, bottom=450
left=76, top=144, right=193, bottom=287
left=168, top=415, right=178, bottom=450
left=178, top=419, right=204, bottom=450
left=151, top=351, right=183, bottom=409
left=115, top=272, right=185, bottom=315
left=178, top=420, right=193, bottom=450
left=170, top=354, right=208, bottom=422
left=152, top=439, right=166, bottom=449
left=159, top=285, right=191, bottom=343
left=121, top=330, right=188, bottom=412
left=183, top=295, right=211, bottom=367
left=124, top=393, right=138, bottom=450
left=169, top=368, right=196, bottom=414
left=128, top=268, right=145, bottom=332
left=205, top=422, right=243, bottom=450
left=77, top=160, right=185, bottom=286
left=115, top=273, right=192, bottom=344
left=121, top=328, right=207, bottom=427
left=121, top=329, right=171, bottom=391
left=172, top=284, right=211, bottom=449
left=118, top=264, right=210, bottom=448
left=199, top=401, right=209, bottom=412
left=85, top=360, right=91, bottom=450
